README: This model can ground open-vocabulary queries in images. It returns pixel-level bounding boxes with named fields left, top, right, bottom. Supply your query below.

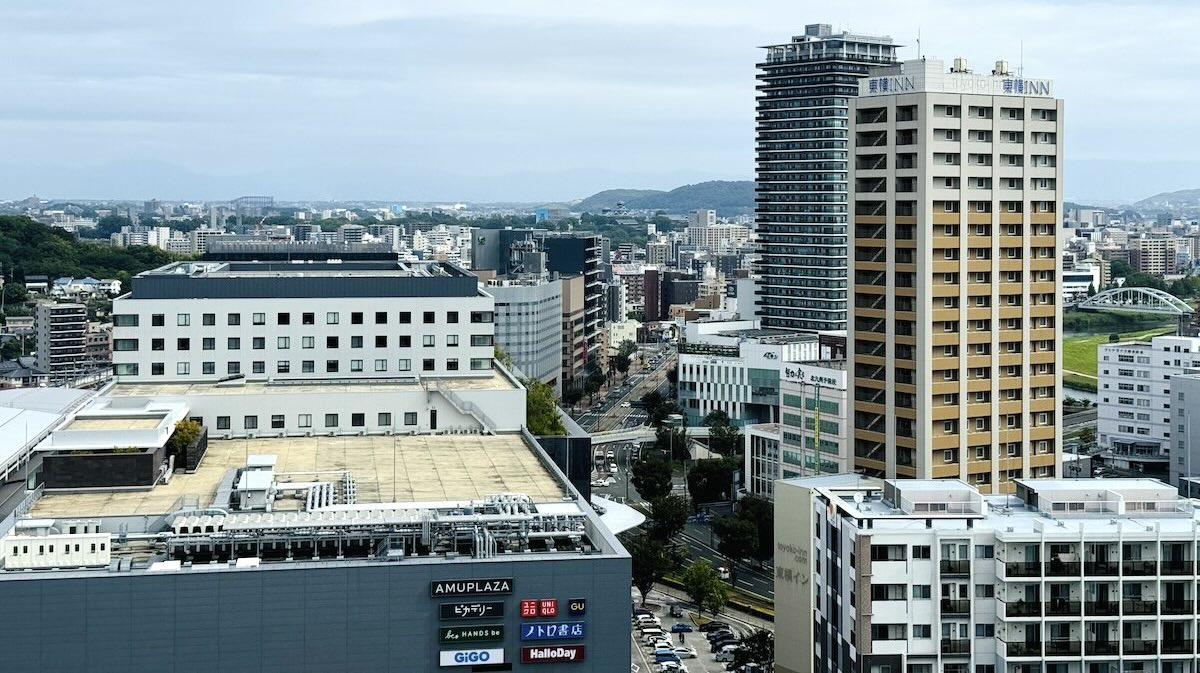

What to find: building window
left=302, top=360, right=314, bottom=373
left=217, top=416, right=231, bottom=430
left=375, top=312, right=387, bottom=325
left=423, top=359, right=435, bottom=372
left=325, top=413, right=338, bottom=428
left=227, top=362, right=241, bottom=375
left=152, top=314, right=165, bottom=327
left=447, top=311, right=459, bottom=324
left=177, top=338, right=190, bottom=350
left=115, top=314, right=139, bottom=327
left=176, top=362, right=189, bottom=375
left=277, top=361, right=290, bottom=374
left=201, top=313, right=215, bottom=326
left=326, top=336, right=340, bottom=348
left=351, top=336, right=362, bottom=348
left=252, top=361, right=265, bottom=374
left=302, top=336, right=314, bottom=349
left=912, top=625, right=931, bottom=638
left=151, top=363, right=165, bottom=376
left=423, top=311, right=435, bottom=324
left=375, top=335, right=387, bottom=348
left=350, top=359, right=363, bottom=372
left=203, top=337, right=215, bottom=350
left=399, top=311, right=411, bottom=324
left=446, top=358, right=459, bottom=371
left=271, top=415, right=285, bottom=429
left=471, top=335, right=494, bottom=347
left=351, top=413, right=365, bottom=427
left=152, top=338, right=165, bottom=351
left=302, top=312, right=315, bottom=325
left=114, top=363, right=139, bottom=376
left=351, top=312, right=363, bottom=325
left=243, top=416, right=258, bottom=430
left=375, top=359, right=387, bottom=372
left=252, top=337, right=265, bottom=350
left=404, top=412, right=417, bottom=426
left=447, top=335, right=459, bottom=347
left=278, top=336, right=290, bottom=349
left=470, top=311, right=494, bottom=324
left=398, top=335, right=412, bottom=347
left=423, top=335, right=435, bottom=347
left=113, top=339, right=138, bottom=352
left=228, top=337, right=241, bottom=350
left=912, top=545, right=931, bottom=559
left=398, top=359, right=411, bottom=372
left=326, top=360, right=339, bottom=373
left=228, top=313, right=241, bottom=326
left=202, top=362, right=215, bottom=375
left=177, top=313, right=190, bottom=326
left=471, top=358, right=491, bottom=370
left=326, top=312, right=339, bottom=325
left=252, top=313, right=265, bottom=325
left=298, top=414, right=311, bottom=428
left=277, top=312, right=290, bottom=325
left=912, top=584, right=931, bottom=598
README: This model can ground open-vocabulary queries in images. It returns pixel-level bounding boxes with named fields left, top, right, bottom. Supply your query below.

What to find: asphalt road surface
left=679, top=524, right=775, bottom=600
left=577, top=347, right=676, bottom=433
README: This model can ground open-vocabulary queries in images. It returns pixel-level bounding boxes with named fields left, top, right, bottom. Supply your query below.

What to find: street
left=576, top=345, right=676, bottom=433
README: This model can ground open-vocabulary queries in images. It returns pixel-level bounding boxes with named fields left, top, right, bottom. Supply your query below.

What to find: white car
left=672, top=646, right=697, bottom=659
left=658, top=663, right=688, bottom=673
left=717, top=566, right=731, bottom=581
left=620, top=402, right=631, bottom=408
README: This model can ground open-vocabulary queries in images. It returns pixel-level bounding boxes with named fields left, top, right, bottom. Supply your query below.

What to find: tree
left=711, top=515, right=757, bottom=585
left=1110, top=258, right=1133, bottom=279
left=614, top=352, right=631, bottom=379
left=647, top=494, right=689, bottom=542
left=524, top=379, right=566, bottom=435
left=1123, top=272, right=1168, bottom=292
left=686, top=457, right=738, bottom=508
left=561, top=383, right=583, bottom=412
left=731, top=629, right=775, bottom=669
left=679, top=559, right=727, bottom=616
left=707, top=424, right=742, bottom=457
left=703, top=410, right=730, bottom=428
left=618, top=339, right=639, bottom=358
left=1077, top=427, right=1096, bottom=450
left=2, top=282, right=28, bottom=305
left=631, top=457, right=673, bottom=501
left=1086, top=282, right=1097, bottom=297
left=737, top=495, right=774, bottom=568
left=494, top=345, right=514, bottom=370
left=625, top=534, right=673, bottom=606
left=583, top=373, right=603, bottom=405
left=165, top=419, right=202, bottom=455
left=655, top=424, right=689, bottom=461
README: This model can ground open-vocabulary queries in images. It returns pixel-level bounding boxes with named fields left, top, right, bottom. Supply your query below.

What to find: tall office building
left=755, top=24, right=897, bottom=332
left=848, top=58, right=1064, bottom=493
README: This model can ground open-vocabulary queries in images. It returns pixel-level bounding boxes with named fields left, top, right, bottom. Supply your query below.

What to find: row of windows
left=116, top=334, right=494, bottom=352
left=12, top=542, right=107, bottom=555
left=115, top=358, right=493, bottom=377
left=118, top=310, right=495, bottom=328
left=216, top=411, right=421, bottom=431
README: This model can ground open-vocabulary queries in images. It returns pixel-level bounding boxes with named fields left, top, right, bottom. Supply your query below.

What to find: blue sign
left=520, top=621, right=586, bottom=641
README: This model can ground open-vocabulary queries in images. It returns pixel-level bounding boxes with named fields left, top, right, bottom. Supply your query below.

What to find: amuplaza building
left=776, top=474, right=1200, bottom=673
left=847, top=58, right=1064, bottom=492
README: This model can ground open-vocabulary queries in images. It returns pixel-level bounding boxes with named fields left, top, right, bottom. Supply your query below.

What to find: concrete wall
left=0, top=554, right=630, bottom=673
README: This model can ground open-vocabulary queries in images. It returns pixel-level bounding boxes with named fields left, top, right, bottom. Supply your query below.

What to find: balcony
left=940, top=559, right=970, bottom=575
left=1122, top=599, right=1157, bottom=615
left=1122, top=560, right=1156, bottom=576
left=1161, top=599, right=1193, bottom=615
left=1085, top=641, right=1119, bottom=656
left=1044, top=599, right=1080, bottom=617
left=1004, top=600, right=1042, bottom=618
left=1044, top=641, right=1081, bottom=656
left=1084, top=601, right=1119, bottom=617
left=1006, top=561, right=1042, bottom=577
left=940, top=638, right=970, bottom=655
left=1084, top=561, right=1118, bottom=576
left=1123, top=639, right=1157, bottom=656
left=941, top=599, right=970, bottom=615
left=1162, top=639, right=1194, bottom=655
left=1004, top=640, right=1042, bottom=657
left=1045, top=560, right=1080, bottom=577
left=1161, top=560, right=1194, bottom=575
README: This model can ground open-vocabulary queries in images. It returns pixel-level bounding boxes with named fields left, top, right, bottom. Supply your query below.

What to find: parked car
left=706, top=630, right=734, bottom=645
left=670, top=623, right=692, bottom=633
left=698, top=621, right=730, bottom=633
left=714, top=644, right=741, bottom=662
left=633, top=607, right=653, bottom=617
left=672, top=646, right=697, bottom=659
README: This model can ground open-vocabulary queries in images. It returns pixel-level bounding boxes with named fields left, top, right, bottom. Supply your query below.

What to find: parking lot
left=629, top=597, right=754, bottom=673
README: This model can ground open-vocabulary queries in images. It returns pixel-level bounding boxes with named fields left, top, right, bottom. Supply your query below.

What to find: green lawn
left=1062, top=327, right=1177, bottom=377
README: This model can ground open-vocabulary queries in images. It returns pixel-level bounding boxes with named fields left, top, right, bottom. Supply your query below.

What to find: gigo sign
left=439, top=648, right=504, bottom=667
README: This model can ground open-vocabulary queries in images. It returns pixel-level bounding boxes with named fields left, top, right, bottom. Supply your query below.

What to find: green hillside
left=576, top=180, right=754, bottom=216
left=0, top=215, right=178, bottom=288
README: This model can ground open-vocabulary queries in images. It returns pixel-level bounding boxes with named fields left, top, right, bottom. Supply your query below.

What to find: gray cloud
left=1, top=0, right=1198, bottom=203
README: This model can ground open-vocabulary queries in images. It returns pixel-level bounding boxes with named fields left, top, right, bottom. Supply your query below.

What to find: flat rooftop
left=64, top=417, right=163, bottom=431
left=31, top=433, right=565, bottom=519
left=107, top=372, right=516, bottom=397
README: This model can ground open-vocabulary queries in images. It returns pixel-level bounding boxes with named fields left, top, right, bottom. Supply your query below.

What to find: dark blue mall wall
left=0, top=554, right=630, bottom=673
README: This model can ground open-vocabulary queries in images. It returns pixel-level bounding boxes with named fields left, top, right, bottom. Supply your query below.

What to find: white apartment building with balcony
left=776, top=474, right=1200, bottom=673
left=35, top=302, right=88, bottom=380
left=1097, top=335, right=1200, bottom=479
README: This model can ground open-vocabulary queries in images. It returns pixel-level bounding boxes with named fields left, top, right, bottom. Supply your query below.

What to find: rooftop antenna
left=1019, top=40, right=1024, bottom=77
left=917, top=27, right=922, bottom=59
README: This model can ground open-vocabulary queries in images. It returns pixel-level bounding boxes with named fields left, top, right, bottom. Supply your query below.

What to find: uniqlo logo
left=520, top=600, right=539, bottom=618
left=538, top=599, right=557, bottom=617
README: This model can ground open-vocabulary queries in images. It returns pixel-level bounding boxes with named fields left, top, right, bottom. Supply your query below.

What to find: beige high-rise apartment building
left=848, top=58, right=1063, bottom=493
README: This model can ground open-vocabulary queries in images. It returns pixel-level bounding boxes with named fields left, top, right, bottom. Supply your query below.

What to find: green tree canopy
left=686, top=457, right=739, bottom=508
left=647, top=494, right=689, bottom=542
left=618, top=339, right=639, bottom=358
left=654, top=424, right=689, bottom=461
left=631, top=457, right=673, bottom=501
left=679, top=559, right=727, bottom=616
left=524, top=379, right=566, bottom=435
left=702, top=410, right=730, bottom=428
left=712, top=515, right=757, bottom=583
left=731, top=629, right=774, bottom=669
left=625, top=534, right=673, bottom=606
left=165, top=419, right=202, bottom=454
left=736, top=495, right=774, bottom=568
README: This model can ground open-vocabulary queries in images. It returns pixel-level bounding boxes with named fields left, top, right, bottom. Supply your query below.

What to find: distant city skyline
left=2, top=1, right=1199, bottom=204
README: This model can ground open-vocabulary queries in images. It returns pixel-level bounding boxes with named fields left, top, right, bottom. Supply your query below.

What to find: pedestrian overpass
left=1077, top=286, right=1194, bottom=317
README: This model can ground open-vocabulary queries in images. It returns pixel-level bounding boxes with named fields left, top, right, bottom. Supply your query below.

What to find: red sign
left=522, top=645, right=586, bottom=663
left=539, top=599, right=558, bottom=617
left=520, top=600, right=539, bottom=618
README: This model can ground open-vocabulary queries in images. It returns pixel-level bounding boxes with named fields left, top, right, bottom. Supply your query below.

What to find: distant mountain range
left=1133, top=188, right=1200, bottom=212
left=573, top=180, right=754, bottom=216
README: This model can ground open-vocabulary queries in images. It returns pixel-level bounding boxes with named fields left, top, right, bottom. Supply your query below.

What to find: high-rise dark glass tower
left=755, top=24, right=897, bottom=332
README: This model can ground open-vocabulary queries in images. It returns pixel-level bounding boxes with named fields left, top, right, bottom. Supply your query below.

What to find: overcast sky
left=2, top=0, right=1199, bottom=203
